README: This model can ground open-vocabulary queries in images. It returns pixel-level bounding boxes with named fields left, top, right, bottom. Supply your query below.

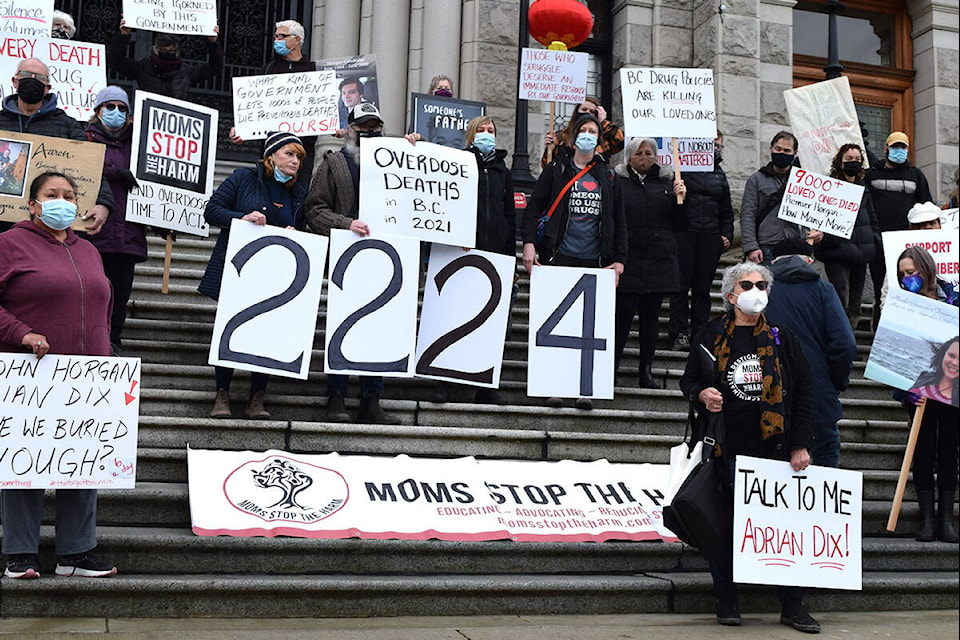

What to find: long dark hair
left=829, top=143, right=864, bottom=182
left=913, top=336, right=960, bottom=404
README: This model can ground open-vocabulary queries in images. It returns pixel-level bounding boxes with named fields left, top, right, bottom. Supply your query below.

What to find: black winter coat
left=470, top=147, right=516, bottom=256
left=814, top=184, right=879, bottom=265
left=109, top=35, right=223, bottom=100
left=680, top=165, right=734, bottom=239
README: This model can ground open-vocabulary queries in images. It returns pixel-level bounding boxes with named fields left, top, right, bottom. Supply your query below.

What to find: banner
left=316, top=54, right=378, bottom=129
left=409, top=93, right=485, bottom=150
left=121, top=0, right=217, bottom=36
left=776, top=166, right=864, bottom=239
left=188, top=448, right=676, bottom=542
left=518, top=48, right=588, bottom=104
left=358, top=137, right=478, bottom=247
left=733, top=456, right=862, bottom=590
left=653, top=137, right=714, bottom=173
left=0, top=354, right=140, bottom=489
left=232, top=70, right=339, bottom=141
left=620, top=67, right=717, bottom=139
left=784, top=77, right=868, bottom=177
left=0, top=1, right=53, bottom=37
left=882, top=229, right=958, bottom=293
left=126, top=91, right=218, bottom=236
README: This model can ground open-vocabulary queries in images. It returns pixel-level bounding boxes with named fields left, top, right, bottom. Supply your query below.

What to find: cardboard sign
left=0, top=37, right=107, bottom=121
left=0, top=354, right=140, bottom=489
left=527, top=266, right=616, bottom=400
left=785, top=77, right=868, bottom=177
left=733, top=456, right=862, bottom=590
left=316, top=54, right=379, bottom=129
left=232, top=70, right=339, bottom=141
left=620, top=67, right=717, bottom=139
left=776, top=166, right=864, bottom=239
left=0, top=132, right=104, bottom=226
left=121, top=0, right=217, bottom=36
left=518, top=48, right=588, bottom=104
left=126, top=91, right=218, bottom=237
left=358, top=137, right=478, bottom=247
left=208, top=221, right=328, bottom=380
left=0, top=1, right=53, bottom=37
left=409, top=93, right=486, bottom=150
left=882, top=229, right=959, bottom=293
left=653, top=137, right=714, bottom=172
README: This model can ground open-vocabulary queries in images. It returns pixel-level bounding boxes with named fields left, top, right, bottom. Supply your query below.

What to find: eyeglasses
left=274, top=32, right=296, bottom=40
left=739, top=280, right=769, bottom=291
left=16, top=70, right=49, bottom=84
left=103, top=103, right=129, bottom=113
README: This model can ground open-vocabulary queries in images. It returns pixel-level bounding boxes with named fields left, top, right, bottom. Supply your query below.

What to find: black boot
left=357, top=394, right=401, bottom=425
left=325, top=393, right=351, bottom=423
left=916, top=489, right=936, bottom=542
left=639, top=365, right=659, bottom=389
left=937, top=490, right=959, bottom=543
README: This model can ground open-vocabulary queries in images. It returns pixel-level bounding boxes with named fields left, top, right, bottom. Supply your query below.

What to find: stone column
left=420, top=0, right=463, bottom=96
left=320, top=0, right=362, bottom=58
left=369, top=0, right=411, bottom=134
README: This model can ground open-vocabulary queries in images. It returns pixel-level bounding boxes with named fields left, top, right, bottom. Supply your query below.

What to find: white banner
left=777, top=166, right=864, bottom=239
left=0, top=1, right=53, bottom=37
left=653, top=137, right=714, bottom=173
left=208, top=221, right=328, bottom=380
left=0, top=354, right=140, bottom=489
left=324, top=230, right=419, bottom=377
left=784, top=77, right=868, bottom=177
left=882, top=229, right=959, bottom=293
left=517, top=48, right=588, bottom=104
left=620, top=67, right=717, bottom=139
left=733, top=456, right=862, bottom=591
left=232, top=70, right=339, bottom=141
left=527, top=266, right=616, bottom=400
left=121, top=0, right=217, bottom=36
left=415, top=245, right=515, bottom=387
left=358, top=137, right=478, bottom=247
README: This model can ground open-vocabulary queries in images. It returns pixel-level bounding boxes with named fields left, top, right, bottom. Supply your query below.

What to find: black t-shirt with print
left=721, top=325, right=771, bottom=459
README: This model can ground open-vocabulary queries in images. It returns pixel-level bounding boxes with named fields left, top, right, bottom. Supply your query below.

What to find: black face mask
left=771, top=152, right=794, bottom=169
left=842, top=160, right=862, bottom=177
left=51, top=27, right=71, bottom=39
left=156, top=50, right=178, bottom=61
left=16, top=77, right=45, bottom=104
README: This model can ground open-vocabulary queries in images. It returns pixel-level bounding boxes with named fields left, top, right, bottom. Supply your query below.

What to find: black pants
left=823, top=260, right=868, bottom=329
left=868, top=243, right=886, bottom=322
left=614, top=292, right=662, bottom=372
left=100, top=253, right=139, bottom=349
left=909, top=401, right=960, bottom=492
left=669, top=231, right=723, bottom=340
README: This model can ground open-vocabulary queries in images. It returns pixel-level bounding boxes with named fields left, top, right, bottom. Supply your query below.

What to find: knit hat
left=571, top=113, right=602, bottom=138
left=885, top=131, right=909, bottom=147
left=263, top=131, right=302, bottom=158
left=94, top=86, right=130, bottom=111
left=907, top=201, right=942, bottom=225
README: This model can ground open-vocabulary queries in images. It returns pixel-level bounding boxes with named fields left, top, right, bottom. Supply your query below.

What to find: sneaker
left=672, top=333, right=691, bottom=352
left=780, top=601, right=820, bottom=633
left=55, top=552, right=117, bottom=578
left=4, top=554, right=40, bottom=579
left=715, top=598, right=741, bottom=626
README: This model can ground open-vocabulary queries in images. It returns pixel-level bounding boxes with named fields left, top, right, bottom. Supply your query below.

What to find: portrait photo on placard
left=0, top=140, right=30, bottom=198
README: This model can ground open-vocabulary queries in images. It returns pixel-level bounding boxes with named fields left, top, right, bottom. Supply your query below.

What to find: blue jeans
left=2, top=489, right=98, bottom=556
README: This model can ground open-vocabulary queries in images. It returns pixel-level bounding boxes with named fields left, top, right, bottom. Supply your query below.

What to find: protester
left=679, top=261, right=818, bottom=633
left=613, top=137, right=685, bottom=389
left=429, top=75, right=455, bottom=97
left=1, top=172, right=117, bottom=580
left=907, top=201, right=943, bottom=230
left=522, top=112, right=627, bottom=409
left=198, top=132, right=308, bottom=420
left=51, top=10, right=76, bottom=39
left=304, top=103, right=402, bottom=425
left=668, top=132, right=733, bottom=352
left=540, top=97, right=624, bottom=169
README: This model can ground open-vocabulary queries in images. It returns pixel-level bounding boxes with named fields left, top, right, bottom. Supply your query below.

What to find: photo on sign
left=0, top=139, right=30, bottom=197
left=317, top=55, right=379, bottom=129
left=135, top=98, right=212, bottom=192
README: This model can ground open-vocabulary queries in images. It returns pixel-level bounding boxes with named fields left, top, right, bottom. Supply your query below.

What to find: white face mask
left=734, top=288, right=768, bottom=315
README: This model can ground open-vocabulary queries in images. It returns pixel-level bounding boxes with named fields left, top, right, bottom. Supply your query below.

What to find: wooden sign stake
left=161, top=232, right=173, bottom=294
left=886, top=400, right=926, bottom=532
left=671, top=137, right=684, bottom=204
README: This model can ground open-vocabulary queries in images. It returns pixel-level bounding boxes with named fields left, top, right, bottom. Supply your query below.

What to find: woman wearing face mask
left=429, top=75, right=455, bottom=98
left=51, top=10, right=76, bottom=39
left=540, top=97, right=624, bottom=169
left=680, top=261, right=818, bottom=632
left=82, top=87, right=146, bottom=356
left=894, top=245, right=959, bottom=543
left=0, top=172, right=117, bottom=580
left=198, top=132, right=308, bottom=420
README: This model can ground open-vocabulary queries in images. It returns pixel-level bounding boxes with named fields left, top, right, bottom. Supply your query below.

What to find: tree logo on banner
left=223, top=456, right=349, bottom=524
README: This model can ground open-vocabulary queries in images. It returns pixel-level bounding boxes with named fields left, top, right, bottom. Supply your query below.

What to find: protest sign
left=653, top=137, right=713, bottom=173
left=0, top=354, right=140, bottom=489
left=776, top=166, right=864, bottom=239
left=409, top=93, right=486, bottom=150
left=732, top=456, right=862, bottom=590
left=620, top=67, right=717, bottom=139
left=784, top=77, right=867, bottom=177
left=941, top=207, right=958, bottom=230
left=189, top=448, right=676, bottom=542
left=316, top=54, right=378, bottom=129
left=0, top=37, right=106, bottom=121
left=324, top=230, right=420, bottom=378
left=0, top=132, right=104, bottom=226
left=527, top=266, right=616, bottom=400
left=882, top=229, right=958, bottom=293
left=415, top=245, right=515, bottom=387
left=359, top=137, right=478, bottom=247
left=208, top=221, right=328, bottom=380
left=126, top=91, right=218, bottom=237
left=0, top=0, right=53, bottom=37
left=121, top=0, right=217, bottom=36
left=232, top=70, right=339, bottom=140
left=518, top=48, right=588, bottom=104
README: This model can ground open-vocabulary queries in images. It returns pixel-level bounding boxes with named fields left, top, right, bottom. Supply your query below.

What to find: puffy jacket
left=681, top=164, right=734, bottom=239
left=470, top=147, right=516, bottom=256
left=814, top=185, right=879, bottom=265
left=865, top=161, right=932, bottom=232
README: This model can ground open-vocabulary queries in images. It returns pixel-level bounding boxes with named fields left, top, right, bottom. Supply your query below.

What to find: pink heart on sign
left=581, top=180, right=598, bottom=191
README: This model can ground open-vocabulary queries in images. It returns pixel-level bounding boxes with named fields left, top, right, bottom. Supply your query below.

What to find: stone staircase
left=1, top=166, right=957, bottom=617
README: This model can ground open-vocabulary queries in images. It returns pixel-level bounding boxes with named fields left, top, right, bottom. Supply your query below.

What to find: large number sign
left=358, top=137, right=478, bottom=247
left=0, top=354, right=140, bottom=489
left=882, top=229, right=958, bottom=293
left=415, top=245, right=515, bottom=387
left=518, top=48, right=588, bottom=104
left=527, top=266, right=616, bottom=400
left=232, top=70, right=339, bottom=141
left=126, top=91, right=218, bottom=236
left=776, top=166, right=864, bottom=239
left=0, top=1, right=53, bottom=37
left=121, top=0, right=217, bottom=36
left=208, top=221, right=328, bottom=380
left=324, top=230, right=420, bottom=377
left=409, top=93, right=486, bottom=150
left=620, top=67, right=717, bottom=139
left=784, top=76, right=867, bottom=177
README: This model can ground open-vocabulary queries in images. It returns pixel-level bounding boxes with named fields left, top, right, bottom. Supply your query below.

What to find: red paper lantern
left=528, top=0, right=594, bottom=51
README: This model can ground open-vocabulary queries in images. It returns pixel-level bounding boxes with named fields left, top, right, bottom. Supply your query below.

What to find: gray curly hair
left=720, top=262, right=773, bottom=312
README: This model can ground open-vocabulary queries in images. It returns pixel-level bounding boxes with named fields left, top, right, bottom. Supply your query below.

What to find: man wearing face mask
left=0, top=58, right=113, bottom=234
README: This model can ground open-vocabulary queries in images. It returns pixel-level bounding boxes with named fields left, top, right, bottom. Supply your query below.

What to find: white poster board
left=208, top=221, right=328, bottom=380
left=0, top=1, right=53, bottom=37
left=882, top=229, right=959, bottom=293
left=126, top=91, right=218, bottom=237
left=620, top=67, right=717, bottom=139
left=517, top=48, right=588, bottom=104
left=415, top=245, right=515, bottom=387
left=941, top=207, right=958, bottom=230
left=733, top=456, right=862, bottom=590
left=0, top=354, right=140, bottom=489
left=527, top=266, right=615, bottom=400
left=358, top=137, right=478, bottom=248
left=232, top=70, right=339, bottom=140
left=653, top=137, right=714, bottom=172
left=784, top=76, right=867, bottom=177
left=121, top=0, right=217, bottom=36
left=777, top=166, right=864, bottom=239
left=324, top=230, right=419, bottom=377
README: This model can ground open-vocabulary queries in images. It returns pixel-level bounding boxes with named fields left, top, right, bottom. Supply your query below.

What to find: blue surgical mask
left=901, top=273, right=924, bottom=293
left=101, top=107, right=127, bottom=130
left=38, top=198, right=77, bottom=231
left=575, top=133, right=597, bottom=155
left=888, top=147, right=908, bottom=164
left=273, top=166, right=293, bottom=183
left=473, top=132, right=496, bottom=155
left=273, top=40, right=290, bottom=56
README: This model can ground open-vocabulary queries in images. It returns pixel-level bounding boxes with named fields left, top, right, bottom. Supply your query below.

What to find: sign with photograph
left=518, top=48, right=588, bottom=104
left=785, top=76, right=868, bottom=177
left=121, top=0, right=217, bottom=36
left=0, top=0, right=53, bottom=37
left=409, top=93, right=485, bottom=150
left=776, top=166, right=864, bottom=239
left=620, top=67, right=717, bottom=139
left=316, top=54, right=378, bottom=129
left=232, top=70, right=339, bottom=141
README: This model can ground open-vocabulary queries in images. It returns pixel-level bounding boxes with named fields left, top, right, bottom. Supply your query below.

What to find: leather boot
left=357, top=394, right=401, bottom=425
left=639, top=365, right=659, bottom=389
left=244, top=391, right=270, bottom=419
left=937, top=490, right=959, bottom=543
left=325, top=393, right=351, bottom=423
left=916, top=489, right=935, bottom=542
left=210, top=389, right=231, bottom=418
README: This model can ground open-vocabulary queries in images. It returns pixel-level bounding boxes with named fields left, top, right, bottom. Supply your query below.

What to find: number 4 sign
left=527, top=266, right=616, bottom=399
